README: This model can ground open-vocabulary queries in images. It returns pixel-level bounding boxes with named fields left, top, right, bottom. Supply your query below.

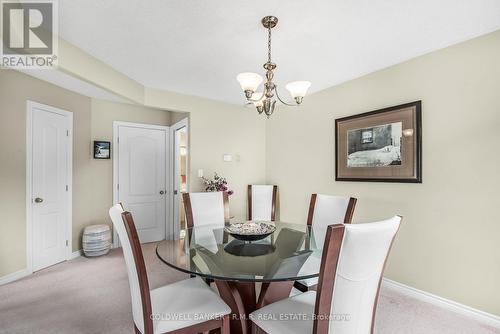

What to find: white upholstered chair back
left=184, top=192, right=227, bottom=227
left=327, top=216, right=401, bottom=334
left=109, top=204, right=145, bottom=333
left=309, top=194, right=354, bottom=247
left=249, top=185, right=277, bottom=221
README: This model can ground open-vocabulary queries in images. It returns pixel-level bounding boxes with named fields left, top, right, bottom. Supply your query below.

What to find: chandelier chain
left=267, top=26, right=272, bottom=63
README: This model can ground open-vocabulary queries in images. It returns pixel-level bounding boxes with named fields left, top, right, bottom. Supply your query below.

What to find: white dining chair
left=182, top=191, right=229, bottom=255
left=250, top=216, right=402, bottom=334
left=183, top=191, right=229, bottom=228
left=294, top=194, right=357, bottom=292
left=109, top=204, right=230, bottom=334
left=248, top=185, right=278, bottom=221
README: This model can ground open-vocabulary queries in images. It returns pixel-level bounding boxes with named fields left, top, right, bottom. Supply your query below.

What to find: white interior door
left=116, top=123, right=168, bottom=244
left=29, top=102, right=72, bottom=272
left=171, top=118, right=188, bottom=240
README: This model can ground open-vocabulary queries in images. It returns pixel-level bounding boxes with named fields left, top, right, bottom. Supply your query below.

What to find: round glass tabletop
left=156, top=221, right=324, bottom=282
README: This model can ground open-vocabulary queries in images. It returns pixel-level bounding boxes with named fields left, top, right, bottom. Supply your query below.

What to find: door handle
left=34, top=197, right=44, bottom=203
left=173, top=190, right=178, bottom=195
left=159, top=190, right=165, bottom=195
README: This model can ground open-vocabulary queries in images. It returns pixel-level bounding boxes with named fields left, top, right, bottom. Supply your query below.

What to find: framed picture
left=335, top=101, right=422, bottom=183
left=93, top=141, right=111, bottom=159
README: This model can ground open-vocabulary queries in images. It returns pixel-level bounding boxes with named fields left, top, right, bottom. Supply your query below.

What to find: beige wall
left=0, top=70, right=267, bottom=279
left=0, top=70, right=92, bottom=276
left=0, top=71, right=178, bottom=275
left=188, top=108, right=267, bottom=220
left=265, top=30, right=500, bottom=315
left=170, top=111, right=189, bottom=125
left=144, top=88, right=268, bottom=220
left=59, top=39, right=144, bottom=104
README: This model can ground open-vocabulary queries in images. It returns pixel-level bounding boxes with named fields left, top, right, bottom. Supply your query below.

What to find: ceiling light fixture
left=237, top=16, right=311, bottom=117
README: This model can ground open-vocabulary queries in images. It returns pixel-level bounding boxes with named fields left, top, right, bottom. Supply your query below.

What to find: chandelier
left=236, top=16, right=311, bottom=117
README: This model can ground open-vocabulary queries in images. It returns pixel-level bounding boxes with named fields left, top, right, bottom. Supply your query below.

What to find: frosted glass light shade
left=236, top=72, right=263, bottom=92
left=285, top=81, right=311, bottom=98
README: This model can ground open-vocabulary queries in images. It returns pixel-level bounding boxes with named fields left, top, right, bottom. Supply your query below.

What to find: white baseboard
left=1, top=252, right=82, bottom=286
left=0, top=268, right=31, bottom=286
left=382, top=278, right=500, bottom=328
left=71, top=249, right=83, bottom=259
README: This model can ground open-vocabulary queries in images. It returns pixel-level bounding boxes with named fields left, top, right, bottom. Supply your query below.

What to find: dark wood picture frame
left=335, top=101, right=422, bottom=183
left=93, top=141, right=111, bottom=159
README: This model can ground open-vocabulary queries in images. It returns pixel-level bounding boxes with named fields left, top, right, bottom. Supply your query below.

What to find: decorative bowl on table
left=224, top=221, right=276, bottom=242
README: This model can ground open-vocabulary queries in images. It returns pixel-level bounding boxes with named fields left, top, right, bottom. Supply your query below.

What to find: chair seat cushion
left=250, top=291, right=316, bottom=334
left=150, top=277, right=231, bottom=333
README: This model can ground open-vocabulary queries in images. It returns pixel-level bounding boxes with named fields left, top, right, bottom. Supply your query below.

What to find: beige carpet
left=0, top=243, right=498, bottom=334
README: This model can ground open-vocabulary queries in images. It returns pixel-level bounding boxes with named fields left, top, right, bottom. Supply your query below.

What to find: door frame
left=112, top=121, right=171, bottom=247
left=169, top=118, right=189, bottom=240
left=26, top=100, right=73, bottom=274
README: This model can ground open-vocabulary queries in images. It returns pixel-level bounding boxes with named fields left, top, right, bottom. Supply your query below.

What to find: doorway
left=171, top=118, right=189, bottom=239
left=113, top=122, right=170, bottom=246
left=27, top=101, right=73, bottom=272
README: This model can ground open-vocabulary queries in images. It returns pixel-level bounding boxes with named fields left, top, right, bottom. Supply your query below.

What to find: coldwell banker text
left=1, top=0, right=58, bottom=69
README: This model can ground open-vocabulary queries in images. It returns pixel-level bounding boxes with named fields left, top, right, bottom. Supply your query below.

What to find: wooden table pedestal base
left=215, top=280, right=294, bottom=334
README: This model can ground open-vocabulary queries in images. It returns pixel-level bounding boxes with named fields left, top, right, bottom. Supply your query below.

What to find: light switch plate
left=223, top=154, right=232, bottom=162
left=197, top=169, right=204, bottom=178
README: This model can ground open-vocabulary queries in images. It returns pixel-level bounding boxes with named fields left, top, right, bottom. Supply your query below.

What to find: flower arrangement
left=202, top=172, right=234, bottom=195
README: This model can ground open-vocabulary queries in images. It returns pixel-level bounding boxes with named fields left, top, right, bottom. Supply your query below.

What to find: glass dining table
left=156, top=221, right=324, bottom=334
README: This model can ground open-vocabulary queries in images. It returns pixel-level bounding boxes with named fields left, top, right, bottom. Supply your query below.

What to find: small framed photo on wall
left=93, top=141, right=111, bottom=159
left=335, top=101, right=422, bottom=183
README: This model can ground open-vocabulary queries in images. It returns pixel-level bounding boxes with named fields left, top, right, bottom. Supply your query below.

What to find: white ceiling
left=59, top=0, right=500, bottom=105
